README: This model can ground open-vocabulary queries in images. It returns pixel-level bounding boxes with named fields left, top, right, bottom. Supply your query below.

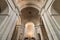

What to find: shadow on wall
left=52, top=0, right=60, bottom=13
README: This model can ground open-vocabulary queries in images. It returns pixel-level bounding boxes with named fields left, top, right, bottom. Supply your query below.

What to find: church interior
left=0, top=0, right=60, bottom=40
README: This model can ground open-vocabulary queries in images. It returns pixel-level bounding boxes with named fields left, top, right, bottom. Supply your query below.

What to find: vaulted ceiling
left=14, top=0, right=47, bottom=10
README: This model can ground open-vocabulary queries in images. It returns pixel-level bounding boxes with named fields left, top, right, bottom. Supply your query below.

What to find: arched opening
left=20, top=7, right=40, bottom=25
left=21, top=7, right=39, bottom=20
